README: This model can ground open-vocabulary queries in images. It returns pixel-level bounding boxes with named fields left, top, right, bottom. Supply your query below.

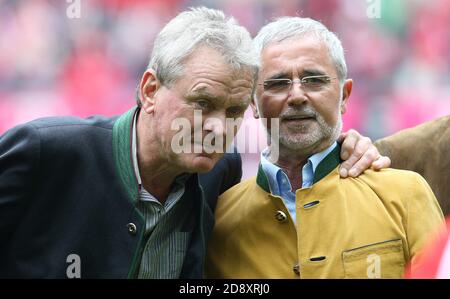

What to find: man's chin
left=279, top=134, right=321, bottom=151
left=190, top=154, right=219, bottom=173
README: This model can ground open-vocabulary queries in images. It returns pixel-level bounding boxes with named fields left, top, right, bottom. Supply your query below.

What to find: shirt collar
left=259, top=142, right=338, bottom=194
left=260, top=149, right=281, bottom=194
left=132, top=109, right=142, bottom=186
left=308, top=142, right=338, bottom=173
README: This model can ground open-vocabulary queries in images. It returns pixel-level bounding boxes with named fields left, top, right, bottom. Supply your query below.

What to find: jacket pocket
left=342, top=239, right=405, bottom=279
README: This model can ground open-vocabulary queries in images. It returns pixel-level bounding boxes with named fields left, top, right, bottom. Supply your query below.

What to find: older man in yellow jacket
left=205, top=17, right=445, bottom=279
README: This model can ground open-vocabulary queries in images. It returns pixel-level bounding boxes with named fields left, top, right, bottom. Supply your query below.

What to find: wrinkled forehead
left=180, top=49, right=255, bottom=103
left=259, top=35, right=334, bottom=78
left=201, top=71, right=255, bottom=105
left=183, top=45, right=255, bottom=78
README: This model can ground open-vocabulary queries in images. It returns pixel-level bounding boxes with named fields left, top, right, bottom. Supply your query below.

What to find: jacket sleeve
left=374, top=126, right=426, bottom=172
left=0, top=124, right=40, bottom=242
left=406, top=173, right=446, bottom=274
left=374, top=115, right=450, bottom=217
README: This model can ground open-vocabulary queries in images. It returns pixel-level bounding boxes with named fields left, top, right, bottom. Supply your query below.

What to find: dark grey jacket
left=0, top=107, right=242, bottom=278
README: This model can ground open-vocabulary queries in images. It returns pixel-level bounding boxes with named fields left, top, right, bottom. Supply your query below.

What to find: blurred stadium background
left=1, top=0, right=449, bottom=178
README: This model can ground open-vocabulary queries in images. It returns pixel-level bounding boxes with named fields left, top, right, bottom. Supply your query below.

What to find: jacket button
left=275, top=210, right=287, bottom=222
left=293, top=263, right=300, bottom=276
left=127, top=223, right=137, bottom=235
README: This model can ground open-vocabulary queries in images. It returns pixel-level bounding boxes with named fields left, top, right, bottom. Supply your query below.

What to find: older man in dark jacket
left=0, top=108, right=243, bottom=278
left=0, top=7, right=258, bottom=279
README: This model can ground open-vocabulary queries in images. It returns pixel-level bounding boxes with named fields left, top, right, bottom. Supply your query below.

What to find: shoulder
left=213, top=176, right=258, bottom=234
left=0, top=122, right=42, bottom=173
left=216, top=176, right=259, bottom=212
left=357, top=168, right=431, bottom=191
left=354, top=168, right=441, bottom=214
left=2, top=114, right=118, bottom=139
left=358, top=168, right=426, bottom=184
left=27, top=115, right=118, bottom=147
left=220, top=176, right=258, bottom=197
left=342, top=168, right=444, bottom=235
left=27, top=114, right=117, bottom=137
left=354, top=168, right=434, bottom=199
left=1, top=114, right=119, bottom=163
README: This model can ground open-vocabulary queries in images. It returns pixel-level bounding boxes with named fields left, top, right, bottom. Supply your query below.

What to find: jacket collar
left=112, top=107, right=206, bottom=204
left=112, top=107, right=211, bottom=277
left=256, top=143, right=342, bottom=193
left=112, top=106, right=140, bottom=204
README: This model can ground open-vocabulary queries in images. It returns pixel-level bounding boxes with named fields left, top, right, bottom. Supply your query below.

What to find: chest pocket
left=342, top=239, right=406, bottom=279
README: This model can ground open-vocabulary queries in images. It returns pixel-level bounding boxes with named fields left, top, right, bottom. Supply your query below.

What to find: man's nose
left=287, top=79, right=308, bottom=106
left=203, top=114, right=226, bottom=136
left=203, top=114, right=227, bottom=149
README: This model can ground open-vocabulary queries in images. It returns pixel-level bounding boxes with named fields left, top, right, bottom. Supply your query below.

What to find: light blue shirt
left=260, top=142, right=337, bottom=223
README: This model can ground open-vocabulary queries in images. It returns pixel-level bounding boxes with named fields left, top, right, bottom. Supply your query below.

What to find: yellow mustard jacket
left=206, top=146, right=445, bottom=279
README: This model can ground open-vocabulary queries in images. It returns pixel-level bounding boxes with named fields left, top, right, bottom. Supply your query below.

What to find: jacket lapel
left=256, top=143, right=342, bottom=191
left=112, top=107, right=140, bottom=204
left=113, top=107, right=211, bottom=278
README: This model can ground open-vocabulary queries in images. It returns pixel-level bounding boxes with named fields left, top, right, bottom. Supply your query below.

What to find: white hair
left=252, top=17, right=347, bottom=85
left=136, top=7, right=258, bottom=106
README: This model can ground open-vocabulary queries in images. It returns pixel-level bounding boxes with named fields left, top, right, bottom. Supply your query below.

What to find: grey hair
left=252, top=17, right=347, bottom=85
left=136, top=7, right=259, bottom=107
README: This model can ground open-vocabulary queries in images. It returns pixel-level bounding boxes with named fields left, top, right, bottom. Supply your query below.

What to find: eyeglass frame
left=258, top=75, right=338, bottom=95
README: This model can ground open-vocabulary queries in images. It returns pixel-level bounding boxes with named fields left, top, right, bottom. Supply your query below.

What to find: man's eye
left=227, top=106, right=245, bottom=116
left=196, top=100, right=211, bottom=109
left=264, top=80, right=290, bottom=90
left=303, top=77, right=327, bottom=85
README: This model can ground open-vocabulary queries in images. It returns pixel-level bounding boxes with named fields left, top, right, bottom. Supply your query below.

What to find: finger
left=339, top=165, right=349, bottom=178
left=340, top=154, right=361, bottom=177
left=340, top=129, right=360, bottom=160
left=337, top=131, right=348, bottom=143
left=348, top=159, right=368, bottom=177
left=341, top=136, right=370, bottom=170
left=371, top=156, right=391, bottom=170
left=348, top=147, right=379, bottom=177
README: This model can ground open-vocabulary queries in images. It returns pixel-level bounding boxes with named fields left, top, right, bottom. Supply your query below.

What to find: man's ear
left=250, top=96, right=260, bottom=119
left=139, top=69, right=160, bottom=114
left=340, top=79, right=353, bottom=114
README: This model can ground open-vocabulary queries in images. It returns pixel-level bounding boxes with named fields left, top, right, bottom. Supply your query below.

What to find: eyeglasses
left=259, top=75, right=337, bottom=96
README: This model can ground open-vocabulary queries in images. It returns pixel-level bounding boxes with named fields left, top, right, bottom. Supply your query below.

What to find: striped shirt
left=132, top=111, right=192, bottom=278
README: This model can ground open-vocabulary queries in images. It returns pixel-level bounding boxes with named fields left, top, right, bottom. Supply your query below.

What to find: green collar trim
left=112, top=106, right=146, bottom=278
left=256, top=163, right=271, bottom=193
left=256, top=144, right=342, bottom=193
left=313, top=143, right=341, bottom=184
left=112, top=106, right=140, bottom=205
